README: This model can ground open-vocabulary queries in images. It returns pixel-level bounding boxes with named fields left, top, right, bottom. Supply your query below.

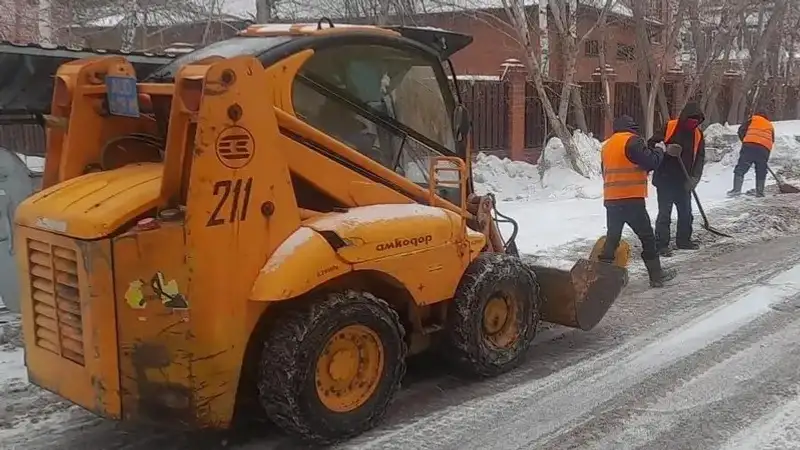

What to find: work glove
left=665, top=143, right=683, bottom=157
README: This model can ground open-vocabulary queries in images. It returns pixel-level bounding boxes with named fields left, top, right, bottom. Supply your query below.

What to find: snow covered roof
left=221, top=0, right=640, bottom=22
left=83, top=11, right=246, bottom=28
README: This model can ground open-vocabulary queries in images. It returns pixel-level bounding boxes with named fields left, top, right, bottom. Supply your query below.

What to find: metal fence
left=524, top=81, right=605, bottom=149
left=460, top=78, right=510, bottom=158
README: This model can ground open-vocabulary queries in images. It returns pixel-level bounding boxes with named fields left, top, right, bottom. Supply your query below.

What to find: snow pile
left=703, top=123, right=741, bottom=163
left=705, top=123, right=800, bottom=176
left=473, top=130, right=603, bottom=201
left=472, top=153, right=539, bottom=201
left=0, top=321, right=22, bottom=352
left=538, top=132, right=603, bottom=200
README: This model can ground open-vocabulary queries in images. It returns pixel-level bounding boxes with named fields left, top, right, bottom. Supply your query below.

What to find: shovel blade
left=528, top=259, right=629, bottom=331
left=701, top=224, right=733, bottom=238
left=779, top=183, right=800, bottom=194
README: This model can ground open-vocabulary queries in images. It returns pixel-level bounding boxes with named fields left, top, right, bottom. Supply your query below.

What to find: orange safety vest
left=743, top=114, right=774, bottom=151
left=665, top=119, right=702, bottom=160
left=602, top=132, right=648, bottom=200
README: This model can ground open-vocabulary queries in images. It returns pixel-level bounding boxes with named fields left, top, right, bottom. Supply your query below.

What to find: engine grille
left=27, top=239, right=85, bottom=366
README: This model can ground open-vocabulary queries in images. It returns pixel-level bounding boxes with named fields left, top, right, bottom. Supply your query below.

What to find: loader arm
left=472, top=193, right=629, bottom=331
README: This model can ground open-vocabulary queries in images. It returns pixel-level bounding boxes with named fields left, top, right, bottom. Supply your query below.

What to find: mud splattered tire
left=445, top=252, right=541, bottom=378
left=258, top=291, right=406, bottom=444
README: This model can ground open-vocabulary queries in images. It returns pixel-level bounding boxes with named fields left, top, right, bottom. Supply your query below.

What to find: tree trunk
left=501, top=0, right=612, bottom=175
left=727, top=0, right=788, bottom=124
left=571, top=87, right=588, bottom=133
left=645, top=83, right=658, bottom=139
left=597, top=15, right=614, bottom=124
left=532, top=68, right=582, bottom=173
left=657, top=83, right=670, bottom=121
left=38, top=0, right=52, bottom=44
left=255, top=0, right=272, bottom=23
left=539, top=0, right=549, bottom=75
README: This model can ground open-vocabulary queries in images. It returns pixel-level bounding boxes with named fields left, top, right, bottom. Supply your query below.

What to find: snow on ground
left=2, top=121, right=800, bottom=447
left=472, top=121, right=800, bottom=270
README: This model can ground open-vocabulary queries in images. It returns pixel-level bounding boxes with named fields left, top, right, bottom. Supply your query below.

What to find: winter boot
left=727, top=174, right=744, bottom=197
left=755, top=177, right=766, bottom=197
left=658, top=247, right=673, bottom=258
left=644, top=257, right=677, bottom=288
left=677, top=240, right=700, bottom=250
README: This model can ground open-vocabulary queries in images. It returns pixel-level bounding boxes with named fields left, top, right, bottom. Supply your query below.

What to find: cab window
left=291, top=43, right=457, bottom=188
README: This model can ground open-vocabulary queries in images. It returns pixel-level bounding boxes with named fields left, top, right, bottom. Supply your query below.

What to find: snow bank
left=473, top=130, right=603, bottom=201
left=704, top=122, right=800, bottom=175
left=472, top=152, right=539, bottom=201
left=13, top=153, right=44, bottom=173
left=473, top=120, right=800, bottom=206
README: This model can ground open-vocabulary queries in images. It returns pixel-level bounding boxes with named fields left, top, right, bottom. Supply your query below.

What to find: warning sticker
left=215, top=126, right=255, bottom=169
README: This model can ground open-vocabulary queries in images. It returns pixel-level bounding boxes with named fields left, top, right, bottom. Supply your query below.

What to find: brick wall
left=413, top=7, right=663, bottom=84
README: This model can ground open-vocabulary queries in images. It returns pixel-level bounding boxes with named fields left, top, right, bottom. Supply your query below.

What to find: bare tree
left=631, top=0, right=688, bottom=138
left=595, top=7, right=613, bottom=127
left=727, top=0, right=788, bottom=124
left=284, top=0, right=416, bottom=23
left=255, top=0, right=283, bottom=22
left=498, top=0, right=614, bottom=175
left=681, top=0, right=752, bottom=122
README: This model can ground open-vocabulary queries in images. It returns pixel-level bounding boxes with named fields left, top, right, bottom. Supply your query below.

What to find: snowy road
left=4, top=197, right=800, bottom=449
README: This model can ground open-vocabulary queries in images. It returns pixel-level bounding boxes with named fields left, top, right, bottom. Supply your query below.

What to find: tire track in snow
left=721, top=393, right=800, bottom=450
left=551, top=301, right=800, bottom=450
left=8, top=233, right=800, bottom=449
left=342, top=241, right=799, bottom=450
left=346, top=261, right=800, bottom=450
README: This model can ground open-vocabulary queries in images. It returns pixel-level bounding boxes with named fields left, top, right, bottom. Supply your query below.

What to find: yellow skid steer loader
left=14, top=20, right=629, bottom=444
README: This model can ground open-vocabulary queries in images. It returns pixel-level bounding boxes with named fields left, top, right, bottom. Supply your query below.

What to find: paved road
left=4, top=219, right=800, bottom=449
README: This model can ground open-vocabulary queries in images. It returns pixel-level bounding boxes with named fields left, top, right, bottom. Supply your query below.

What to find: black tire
left=445, top=252, right=541, bottom=378
left=258, top=291, right=406, bottom=444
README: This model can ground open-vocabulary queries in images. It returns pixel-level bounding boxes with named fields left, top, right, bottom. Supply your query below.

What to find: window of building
left=291, top=43, right=460, bottom=198
left=616, top=43, right=636, bottom=61
left=585, top=40, right=600, bottom=57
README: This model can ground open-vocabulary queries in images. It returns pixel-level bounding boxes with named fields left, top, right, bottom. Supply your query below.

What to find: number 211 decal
left=206, top=177, right=253, bottom=227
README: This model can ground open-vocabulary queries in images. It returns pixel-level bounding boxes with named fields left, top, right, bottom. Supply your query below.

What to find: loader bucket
left=529, top=259, right=629, bottom=331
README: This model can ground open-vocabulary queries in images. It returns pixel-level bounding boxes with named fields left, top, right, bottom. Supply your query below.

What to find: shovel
left=675, top=152, right=733, bottom=238
left=767, top=165, right=800, bottom=194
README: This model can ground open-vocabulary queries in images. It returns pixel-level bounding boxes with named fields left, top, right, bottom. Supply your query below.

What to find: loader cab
left=147, top=24, right=475, bottom=205
left=286, top=39, right=463, bottom=200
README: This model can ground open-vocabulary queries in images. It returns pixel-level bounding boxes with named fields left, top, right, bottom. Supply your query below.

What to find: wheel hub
left=482, top=294, right=520, bottom=348
left=316, top=324, right=384, bottom=413
left=484, top=297, right=510, bottom=334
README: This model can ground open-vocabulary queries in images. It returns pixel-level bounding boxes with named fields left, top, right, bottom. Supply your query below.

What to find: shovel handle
left=767, top=165, right=783, bottom=184
left=675, top=157, right=710, bottom=226
left=676, top=157, right=733, bottom=237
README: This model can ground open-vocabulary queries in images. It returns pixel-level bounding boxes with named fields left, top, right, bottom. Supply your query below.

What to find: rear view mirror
left=453, top=104, right=471, bottom=142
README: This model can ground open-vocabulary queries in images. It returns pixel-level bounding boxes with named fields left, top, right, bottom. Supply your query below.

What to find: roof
left=222, top=0, right=650, bottom=22
left=237, top=22, right=473, bottom=58
left=0, top=41, right=176, bottom=115
left=0, top=41, right=176, bottom=64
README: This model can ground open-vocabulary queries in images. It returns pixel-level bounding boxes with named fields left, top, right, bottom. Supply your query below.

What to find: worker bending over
left=601, top=115, right=677, bottom=288
left=648, top=102, right=706, bottom=257
left=727, top=109, right=775, bottom=197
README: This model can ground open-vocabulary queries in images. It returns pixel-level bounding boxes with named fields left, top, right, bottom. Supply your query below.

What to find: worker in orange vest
left=647, top=102, right=706, bottom=257
left=601, top=115, right=677, bottom=288
left=727, top=109, right=775, bottom=197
